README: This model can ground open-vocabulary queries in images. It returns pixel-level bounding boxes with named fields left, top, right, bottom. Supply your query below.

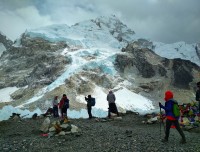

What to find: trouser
left=61, top=107, right=67, bottom=118
left=87, top=105, right=92, bottom=118
left=199, top=101, right=200, bottom=112
left=53, top=106, right=59, bottom=117
left=108, top=103, right=119, bottom=117
left=165, top=119, right=185, bottom=140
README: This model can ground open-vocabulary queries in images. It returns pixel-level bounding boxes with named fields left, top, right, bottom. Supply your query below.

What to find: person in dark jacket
left=52, top=96, right=59, bottom=117
left=85, top=95, right=93, bottom=119
left=195, top=82, right=200, bottom=112
left=59, top=94, right=69, bottom=118
left=107, top=90, right=119, bottom=118
left=159, top=90, right=186, bottom=144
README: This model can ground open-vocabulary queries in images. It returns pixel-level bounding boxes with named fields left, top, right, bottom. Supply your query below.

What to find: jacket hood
left=164, top=90, right=173, bottom=101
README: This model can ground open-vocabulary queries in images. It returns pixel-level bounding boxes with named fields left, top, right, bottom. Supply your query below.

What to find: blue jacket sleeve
left=160, top=101, right=173, bottom=111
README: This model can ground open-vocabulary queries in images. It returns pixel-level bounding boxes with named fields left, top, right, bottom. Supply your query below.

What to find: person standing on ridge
left=107, top=90, right=119, bottom=118
left=195, top=82, right=200, bottom=112
left=159, top=90, right=186, bottom=144
left=85, top=95, right=93, bottom=119
left=52, top=96, right=59, bottom=117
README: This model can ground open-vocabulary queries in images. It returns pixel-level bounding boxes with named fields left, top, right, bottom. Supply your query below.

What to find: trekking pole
left=21, top=114, right=29, bottom=118
left=159, top=107, right=162, bottom=138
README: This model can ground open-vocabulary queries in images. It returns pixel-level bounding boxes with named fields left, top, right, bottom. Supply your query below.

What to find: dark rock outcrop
left=172, top=58, right=199, bottom=89
left=116, top=43, right=167, bottom=78
left=0, top=32, right=13, bottom=50
left=115, top=40, right=200, bottom=97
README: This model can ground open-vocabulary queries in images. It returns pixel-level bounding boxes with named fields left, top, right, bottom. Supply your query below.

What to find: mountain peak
left=18, top=16, right=137, bottom=49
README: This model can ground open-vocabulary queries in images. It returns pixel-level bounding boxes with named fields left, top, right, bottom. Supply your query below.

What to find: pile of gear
left=179, top=101, right=200, bottom=131
left=143, top=101, right=200, bottom=133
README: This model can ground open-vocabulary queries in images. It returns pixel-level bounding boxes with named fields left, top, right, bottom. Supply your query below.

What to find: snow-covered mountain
left=0, top=15, right=199, bottom=120
left=153, top=41, right=200, bottom=66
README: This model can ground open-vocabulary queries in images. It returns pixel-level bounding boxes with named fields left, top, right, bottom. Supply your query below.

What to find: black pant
left=61, top=107, right=67, bottom=117
left=87, top=105, right=92, bottom=118
left=53, top=106, right=59, bottom=117
left=199, top=101, right=200, bottom=112
left=165, top=119, right=185, bottom=140
left=108, top=103, right=119, bottom=118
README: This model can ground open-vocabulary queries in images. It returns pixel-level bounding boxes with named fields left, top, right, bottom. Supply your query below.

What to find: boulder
left=71, top=125, right=79, bottom=133
left=59, top=131, right=66, bottom=136
left=49, top=127, right=56, bottom=132
left=40, top=117, right=50, bottom=133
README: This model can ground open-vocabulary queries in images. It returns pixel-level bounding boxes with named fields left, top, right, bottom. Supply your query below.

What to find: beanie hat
left=164, top=90, right=173, bottom=101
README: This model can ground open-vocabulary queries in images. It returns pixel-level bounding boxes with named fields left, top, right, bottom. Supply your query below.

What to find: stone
left=40, top=117, right=50, bottom=133
left=59, top=131, right=65, bottom=136
left=71, top=125, right=79, bottom=133
left=49, top=127, right=56, bottom=132
left=12, top=115, right=20, bottom=121
left=113, top=117, right=122, bottom=120
left=61, top=124, right=72, bottom=132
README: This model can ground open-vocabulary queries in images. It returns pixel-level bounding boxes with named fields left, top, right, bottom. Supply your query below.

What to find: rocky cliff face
left=0, top=32, right=13, bottom=50
left=114, top=41, right=200, bottom=102
left=0, top=35, right=71, bottom=90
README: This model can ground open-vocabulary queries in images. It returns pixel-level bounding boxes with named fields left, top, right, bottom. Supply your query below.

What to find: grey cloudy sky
left=0, top=0, right=199, bottom=43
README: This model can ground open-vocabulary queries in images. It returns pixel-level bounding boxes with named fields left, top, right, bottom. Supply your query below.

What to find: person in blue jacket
left=85, top=95, right=93, bottom=119
left=159, top=90, right=186, bottom=144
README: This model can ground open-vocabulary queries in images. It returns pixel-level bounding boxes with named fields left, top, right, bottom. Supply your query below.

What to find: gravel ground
left=0, top=113, right=200, bottom=152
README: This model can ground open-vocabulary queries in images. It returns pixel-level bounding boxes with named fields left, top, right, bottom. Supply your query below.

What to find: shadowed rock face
left=172, top=58, right=199, bottom=89
left=115, top=41, right=200, bottom=92
left=0, top=32, right=13, bottom=50
left=116, top=44, right=167, bottom=78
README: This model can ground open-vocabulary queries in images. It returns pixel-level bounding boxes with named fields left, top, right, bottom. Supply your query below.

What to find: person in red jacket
left=59, top=94, right=69, bottom=118
left=159, top=90, right=186, bottom=144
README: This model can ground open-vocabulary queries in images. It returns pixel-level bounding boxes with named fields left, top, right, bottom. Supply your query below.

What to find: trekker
left=52, top=96, right=59, bottom=117
left=85, top=95, right=93, bottom=119
left=107, top=90, right=119, bottom=118
left=195, top=82, right=200, bottom=112
left=59, top=94, right=69, bottom=118
left=159, top=90, right=186, bottom=144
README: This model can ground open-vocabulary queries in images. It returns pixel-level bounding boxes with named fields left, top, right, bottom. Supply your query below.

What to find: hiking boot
left=180, top=139, right=186, bottom=144
left=161, top=138, right=168, bottom=143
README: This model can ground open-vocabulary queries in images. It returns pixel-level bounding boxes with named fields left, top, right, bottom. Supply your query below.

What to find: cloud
left=0, top=0, right=200, bottom=43
left=0, top=4, right=52, bottom=40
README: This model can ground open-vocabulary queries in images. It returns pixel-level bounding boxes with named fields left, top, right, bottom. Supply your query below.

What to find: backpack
left=90, top=98, right=96, bottom=106
left=172, top=100, right=180, bottom=117
left=64, top=99, right=69, bottom=109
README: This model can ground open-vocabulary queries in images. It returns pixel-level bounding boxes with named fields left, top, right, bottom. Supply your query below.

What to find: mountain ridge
left=0, top=16, right=199, bottom=117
